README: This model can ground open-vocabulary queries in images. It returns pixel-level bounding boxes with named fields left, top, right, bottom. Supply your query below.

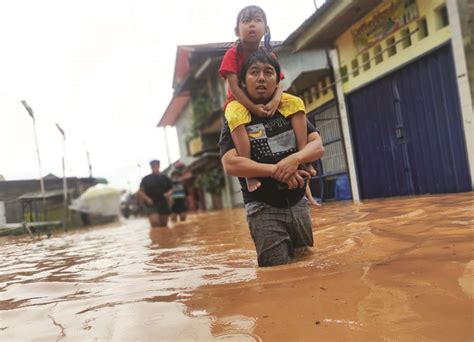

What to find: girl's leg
left=291, top=113, right=316, bottom=176
left=305, top=182, right=321, bottom=206
left=231, top=125, right=261, bottom=192
left=291, top=112, right=307, bottom=151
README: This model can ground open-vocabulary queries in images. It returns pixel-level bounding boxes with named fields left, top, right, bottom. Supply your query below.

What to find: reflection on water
left=0, top=193, right=473, bottom=341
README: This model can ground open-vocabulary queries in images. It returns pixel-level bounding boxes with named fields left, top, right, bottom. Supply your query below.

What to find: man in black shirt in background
left=137, top=160, right=172, bottom=228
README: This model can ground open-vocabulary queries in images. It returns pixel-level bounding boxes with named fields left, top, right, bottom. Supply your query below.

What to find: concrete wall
left=448, top=0, right=474, bottom=186
left=336, top=0, right=451, bottom=93
left=334, top=0, right=473, bottom=188
left=457, top=0, right=474, bottom=106
left=279, top=49, right=333, bottom=113
left=175, top=102, right=197, bottom=167
left=0, top=201, right=5, bottom=226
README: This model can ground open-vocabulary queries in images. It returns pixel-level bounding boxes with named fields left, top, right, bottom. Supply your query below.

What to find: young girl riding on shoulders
left=219, top=5, right=310, bottom=192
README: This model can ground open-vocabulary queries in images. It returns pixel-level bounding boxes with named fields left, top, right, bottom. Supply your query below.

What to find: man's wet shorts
left=245, top=197, right=313, bottom=267
left=146, top=200, right=171, bottom=215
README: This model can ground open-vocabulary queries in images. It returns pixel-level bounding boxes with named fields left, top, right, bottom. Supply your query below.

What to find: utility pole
left=56, top=123, right=68, bottom=229
left=21, top=100, right=46, bottom=218
left=83, top=141, right=93, bottom=178
left=86, top=148, right=93, bottom=178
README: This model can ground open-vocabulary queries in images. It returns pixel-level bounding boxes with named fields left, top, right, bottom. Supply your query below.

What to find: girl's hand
left=263, top=98, right=279, bottom=117
left=251, top=104, right=270, bottom=118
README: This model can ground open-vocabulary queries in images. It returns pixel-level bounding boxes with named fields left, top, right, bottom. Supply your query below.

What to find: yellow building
left=284, top=0, right=473, bottom=200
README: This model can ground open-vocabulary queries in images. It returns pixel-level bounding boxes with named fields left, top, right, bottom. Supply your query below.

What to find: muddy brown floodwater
left=0, top=193, right=473, bottom=341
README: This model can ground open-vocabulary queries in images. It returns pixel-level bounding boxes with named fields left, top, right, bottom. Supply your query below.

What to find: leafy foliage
left=194, top=167, right=225, bottom=195
left=192, top=96, right=212, bottom=127
left=186, top=96, right=212, bottom=142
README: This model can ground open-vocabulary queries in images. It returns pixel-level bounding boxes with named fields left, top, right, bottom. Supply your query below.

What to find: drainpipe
left=328, top=48, right=360, bottom=202
left=163, top=126, right=172, bottom=167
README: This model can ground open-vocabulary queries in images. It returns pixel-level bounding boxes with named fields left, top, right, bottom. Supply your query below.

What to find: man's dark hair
left=238, top=49, right=281, bottom=88
left=149, top=160, right=160, bottom=166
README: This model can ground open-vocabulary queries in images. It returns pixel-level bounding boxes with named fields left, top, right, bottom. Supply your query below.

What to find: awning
left=186, top=152, right=221, bottom=173
left=279, top=48, right=329, bottom=93
left=157, top=95, right=190, bottom=127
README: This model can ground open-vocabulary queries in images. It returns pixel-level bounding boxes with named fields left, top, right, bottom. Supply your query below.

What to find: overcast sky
left=1, top=0, right=324, bottom=192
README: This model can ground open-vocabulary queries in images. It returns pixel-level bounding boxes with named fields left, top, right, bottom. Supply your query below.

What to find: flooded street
left=1, top=193, right=473, bottom=341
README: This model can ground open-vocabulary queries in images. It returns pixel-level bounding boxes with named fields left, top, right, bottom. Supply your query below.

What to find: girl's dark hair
left=235, top=5, right=272, bottom=63
left=238, top=49, right=281, bottom=88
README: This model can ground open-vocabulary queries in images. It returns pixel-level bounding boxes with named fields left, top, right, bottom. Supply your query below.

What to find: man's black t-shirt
left=140, top=173, right=172, bottom=205
left=219, top=113, right=317, bottom=208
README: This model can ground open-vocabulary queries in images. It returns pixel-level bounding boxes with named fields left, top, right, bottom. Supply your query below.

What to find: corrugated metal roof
left=18, top=189, right=73, bottom=200
left=172, top=43, right=234, bottom=89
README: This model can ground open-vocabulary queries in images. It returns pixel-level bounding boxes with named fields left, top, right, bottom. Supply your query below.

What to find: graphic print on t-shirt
left=247, top=123, right=272, bottom=161
left=246, top=118, right=297, bottom=162
left=267, top=130, right=296, bottom=154
left=247, top=123, right=266, bottom=140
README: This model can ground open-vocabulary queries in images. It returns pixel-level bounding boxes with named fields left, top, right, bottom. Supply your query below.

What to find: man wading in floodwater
left=219, top=50, right=324, bottom=267
left=137, top=160, right=173, bottom=228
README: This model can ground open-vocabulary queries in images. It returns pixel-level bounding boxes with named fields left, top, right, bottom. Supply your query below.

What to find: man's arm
left=222, top=149, right=309, bottom=189
left=136, top=187, right=153, bottom=205
left=221, top=130, right=323, bottom=179
left=221, top=148, right=275, bottom=178
left=294, top=131, right=324, bottom=164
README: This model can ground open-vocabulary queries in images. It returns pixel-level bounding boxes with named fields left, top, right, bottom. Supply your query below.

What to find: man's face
left=151, top=163, right=160, bottom=174
left=245, top=62, right=278, bottom=103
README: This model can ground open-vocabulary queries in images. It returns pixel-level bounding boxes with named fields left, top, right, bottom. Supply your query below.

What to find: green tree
left=194, top=167, right=225, bottom=195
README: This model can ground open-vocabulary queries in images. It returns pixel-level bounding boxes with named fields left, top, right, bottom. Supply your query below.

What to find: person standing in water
left=219, top=5, right=311, bottom=193
left=169, top=170, right=188, bottom=223
left=137, top=160, right=173, bottom=228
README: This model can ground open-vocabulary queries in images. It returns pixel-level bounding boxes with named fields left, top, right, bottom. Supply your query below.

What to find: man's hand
left=285, top=169, right=310, bottom=189
left=273, top=154, right=301, bottom=183
left=144, top=197, right=153, bottom=206
left=263, top=97, right=279, bottom=117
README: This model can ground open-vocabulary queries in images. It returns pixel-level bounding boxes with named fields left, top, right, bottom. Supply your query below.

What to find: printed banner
left=352, top=0, right=419, bottom=52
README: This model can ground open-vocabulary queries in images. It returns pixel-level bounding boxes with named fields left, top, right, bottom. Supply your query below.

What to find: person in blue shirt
left=170, top=170, right=188, bottom=223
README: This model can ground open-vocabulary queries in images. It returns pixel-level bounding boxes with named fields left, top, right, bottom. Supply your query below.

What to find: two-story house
left=158, top=43, right=243, bottom=210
